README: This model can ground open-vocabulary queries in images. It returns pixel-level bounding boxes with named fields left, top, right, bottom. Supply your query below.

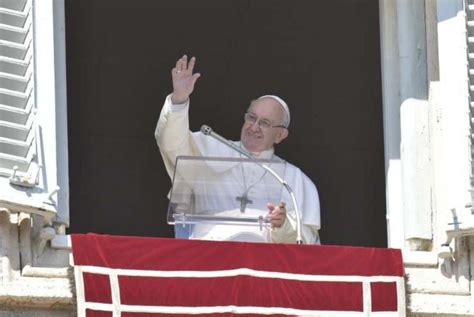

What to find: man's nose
left=249, top=120, right=261, bottom=131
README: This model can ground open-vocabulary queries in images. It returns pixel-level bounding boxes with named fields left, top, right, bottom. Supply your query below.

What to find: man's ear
left=274, top=129, right=289, bottom=144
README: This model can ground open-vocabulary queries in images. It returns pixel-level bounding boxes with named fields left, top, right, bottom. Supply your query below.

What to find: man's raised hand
left=171, top=55, right=201, bottom=104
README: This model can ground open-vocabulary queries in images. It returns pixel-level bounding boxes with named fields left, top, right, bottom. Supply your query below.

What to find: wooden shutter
left=0, top=0, right=37, bottom=183
left=0, top=0, right=70, bottom=225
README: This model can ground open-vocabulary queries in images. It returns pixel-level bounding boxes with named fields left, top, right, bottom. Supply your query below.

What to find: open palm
left=171, top=55, right=201, bottom=104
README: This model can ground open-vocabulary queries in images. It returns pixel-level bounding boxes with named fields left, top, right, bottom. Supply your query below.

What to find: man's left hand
left=267, top=202, right=286, bottom=228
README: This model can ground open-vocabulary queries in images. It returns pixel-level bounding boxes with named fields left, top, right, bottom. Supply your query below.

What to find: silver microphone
left=200, top=124, right=304, bottom=244
left=200, top=125, right=253, bottom=159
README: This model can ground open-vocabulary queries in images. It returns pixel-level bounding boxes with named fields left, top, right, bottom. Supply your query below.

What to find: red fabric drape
left=72, top=233, right=404, bottom=316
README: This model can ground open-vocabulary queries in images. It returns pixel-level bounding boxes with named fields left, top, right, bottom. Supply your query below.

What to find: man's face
left=240, top=98, right=289, bottom=153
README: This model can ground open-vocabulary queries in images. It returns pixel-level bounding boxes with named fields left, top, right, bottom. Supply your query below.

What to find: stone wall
left=0, top=209, right=74, bottom=315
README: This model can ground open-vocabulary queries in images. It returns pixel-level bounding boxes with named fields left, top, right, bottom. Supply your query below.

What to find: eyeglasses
left=244, top=112, right=287, bottom=129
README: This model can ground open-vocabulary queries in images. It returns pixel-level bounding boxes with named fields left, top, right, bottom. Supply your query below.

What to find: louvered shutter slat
left=0, top=7, right=28, bottom=28
left=0, top=24, right=29, bottom=43
left=0, top=103, right=31, bottom=124
left=0, top=90, right=30, bottom=108
left=0, top=0, right=26, bottom=12
left=0, top=41, right=29, bottom=60
left=0, top=73, right=30, bottom=92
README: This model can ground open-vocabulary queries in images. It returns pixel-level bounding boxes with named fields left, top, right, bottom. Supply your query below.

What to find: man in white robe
left=155, top=55, right=320, bottom=244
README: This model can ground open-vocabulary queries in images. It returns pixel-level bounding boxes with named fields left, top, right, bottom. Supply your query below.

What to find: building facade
left=1, top=0, right=474, bottom=315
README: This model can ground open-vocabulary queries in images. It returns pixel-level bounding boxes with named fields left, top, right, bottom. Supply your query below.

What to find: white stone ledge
left=0, top=311, right=75, bottom=317
left=21, top=265, right=69, bottom=278
left=405, top=267, right=470, bottom=296
left=0, top=276, right=74, bottom=310
left=0, top=195, right=56, bottom=223
left=408, top=293, right=473, bottom=316
left=403, top=250, right=439, bottom=267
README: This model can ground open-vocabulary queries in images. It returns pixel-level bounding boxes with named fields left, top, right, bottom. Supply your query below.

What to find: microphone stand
left=201, top=125, right=303, bottom=244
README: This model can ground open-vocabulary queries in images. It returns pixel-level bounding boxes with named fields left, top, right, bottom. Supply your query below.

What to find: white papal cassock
left=155, top=95, right=321, bottom=244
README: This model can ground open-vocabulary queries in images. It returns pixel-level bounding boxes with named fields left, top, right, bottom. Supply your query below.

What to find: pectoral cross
left=236, top=194, right=253, bottom=213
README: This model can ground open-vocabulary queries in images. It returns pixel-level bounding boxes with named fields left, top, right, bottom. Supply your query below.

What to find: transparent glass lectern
left=167, top=156, right=286, bottom=242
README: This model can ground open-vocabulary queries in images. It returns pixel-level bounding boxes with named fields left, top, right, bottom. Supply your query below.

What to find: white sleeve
left=270, top=212, right=320, bottom=244
left=154, top=94, right=200, bottom=178
left=270, top=167, right=321, bottom=244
